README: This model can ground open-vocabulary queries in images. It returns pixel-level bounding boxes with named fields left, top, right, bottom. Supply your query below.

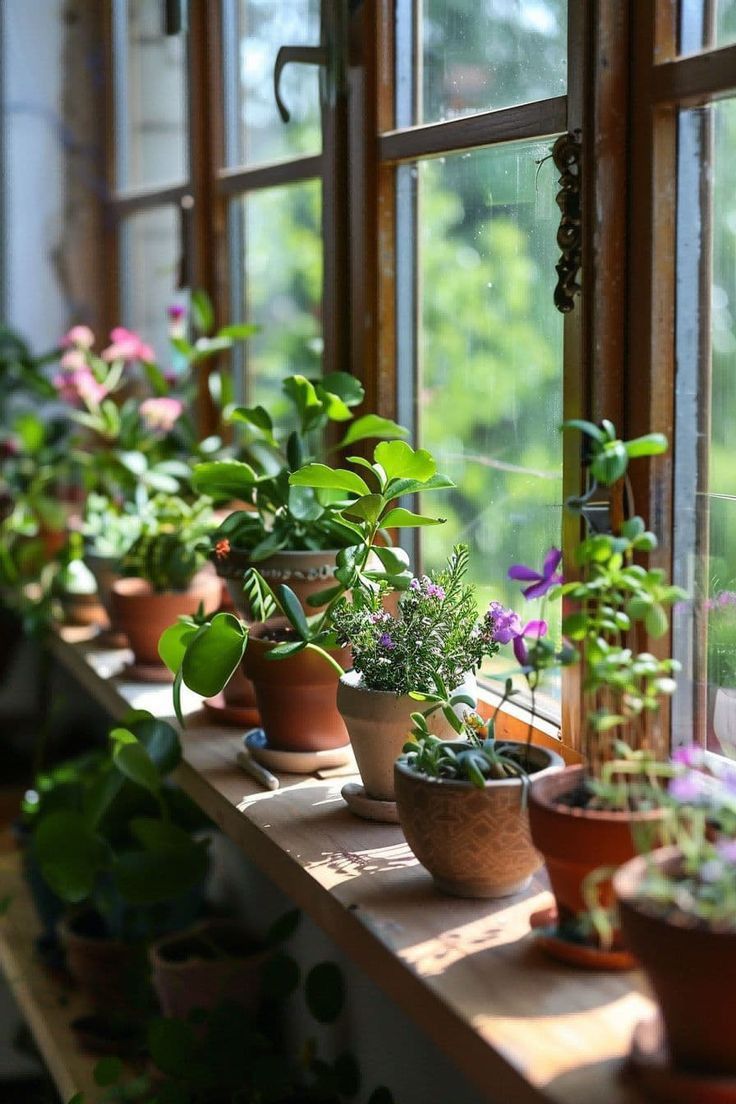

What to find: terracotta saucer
left=341, top=782, right=400, bottom=824
left=626, top=1014, right=736, bottom=1103
left=244, top=729, right=351, bottom=774
left=203, top=694, right=260, bottom=728
left=529, top=905, right=636, bottom=971
left=123, top=662, right=175, bottom=684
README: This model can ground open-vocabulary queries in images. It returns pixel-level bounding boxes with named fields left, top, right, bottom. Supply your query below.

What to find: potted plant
left=30, top=712, right=210, bottom=1041
left=194, top=369, right=407, bottom=615
left=395, top=706, right=564, bottom=897
left=162, top=440, right=452, bottom=756
left=112, top=494, right=220, bottom=674
left=521, top=420, right=686, bottom=964
left=81, top=492, right=145, bottom=641
left=332, top=545, right=495, bottom=810
left=613, top=750, right=736, bottom=1082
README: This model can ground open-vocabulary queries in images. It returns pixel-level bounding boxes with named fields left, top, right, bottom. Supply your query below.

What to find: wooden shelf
left=48, top=629, right=653, bottom=1104
left=0, top=852, right=99, bottom=1102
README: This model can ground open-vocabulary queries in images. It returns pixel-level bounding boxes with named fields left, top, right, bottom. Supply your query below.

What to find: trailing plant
left=122, top=495, right=215, bottom=593
left=331, top=544, right=499, bottom=694
left=193, top=369, right=408, bottom=562
left=31, top=711, right=210, bottom=942
left=163, top=440, right=453, bottom=723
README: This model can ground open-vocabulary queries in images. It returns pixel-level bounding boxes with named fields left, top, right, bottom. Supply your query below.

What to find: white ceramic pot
left=336, top=670, right=477, bottom=801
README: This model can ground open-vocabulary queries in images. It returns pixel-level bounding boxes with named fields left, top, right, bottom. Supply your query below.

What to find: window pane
left=235, top=180, right=322, bottom=413
left=673, top=98, right=736, bottom=756
left=680, top=0, right=736, bottom=52
left=224, top=0, right=322, bottom=168
left=410, top=142, right=564, bottom=696
left=120, top=206, right=181, bottom=360
left=115, top=0, right=188, bottom=189
left=412, top=0, right=567, bottom=126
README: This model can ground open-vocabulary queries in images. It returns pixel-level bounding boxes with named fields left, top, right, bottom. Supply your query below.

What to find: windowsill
left=46, top=626, right=647, bottom=1104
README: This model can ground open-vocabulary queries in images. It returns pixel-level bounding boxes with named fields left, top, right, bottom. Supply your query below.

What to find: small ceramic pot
left=528, top=765, right=666, bottom=939
left=111, top=573, right=221, bottom=668
left=336, top=670, right=477, bottom=802
left=395, top=743, right=565, bottom=898
left=242, top=619, right=350, bottom=751
left=150, top=919, right=268, bottom=1021
left=215, top=546, right=340, bottom=617
left=615, top=847, right=736, bottom=1076
left=59, top=591, right=108, bottom=628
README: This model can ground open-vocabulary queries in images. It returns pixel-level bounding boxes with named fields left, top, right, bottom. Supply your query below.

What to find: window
left=103, top=1, right=681, bottom=749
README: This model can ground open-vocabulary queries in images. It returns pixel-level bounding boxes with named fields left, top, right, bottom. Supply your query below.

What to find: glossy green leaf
left=283, top=375, right=323, bottom=432
left=288, top=485, right=324, bottom=521
left=129, top=716, right=182, bottom=775
left=289, top=463, right=370, bottom=497
left=318, top=371, right=364, bottom=407
left=217, top=322, right=259, bottom=339
left=625, top=433, right=668, bottom=458
left=265, top=640, right=308, bottom=660
left=228, top=404, right=275, bottom=443
left=191, top=460, right=258, bottom=499
left=113, top=741, right=161, bottom=796
left=372, top=544, right=410, bottom=575
left=561, top=418, right=606, bottom=443
left=33, top=811, right=107, bottom=903
left=158, top=618, right=199, bottom=674
left=190, top=288, right=214, bottom=334
left=181, top=613, right=247, bottom=697
left=384, top=472, right=455, bottom=498
left=277, top=585, right=310, bottom=640
left=645, top=603, right=668, bottom=638
left=342, top=493, right=383, bottom=526
left=380, top=507, right=445, bottom=528
left=374, top=440, right=436, bottom=482
left=337, top=414, right=408, bottom=448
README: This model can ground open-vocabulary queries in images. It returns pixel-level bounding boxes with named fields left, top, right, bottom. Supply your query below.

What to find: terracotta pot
left=111, top=574, right=221, bottom=668
left=395, top=744, right=565, bottom=898
left=215, top=546, right=340, bottom=617
left=59, top=912, right=144, bottom=1011
left=615, top=847, right=736, bottom=1076
left=336, top=670, right=477, bottom=801
left=150, top=920, right=268, bottom=1021
left=242, top=619, right=350, bottom=751
left=59, top=591, right=108, bottom=628
left=528, top=765, right=666, bottom=938
left=222, top=661, right=259, bottom=710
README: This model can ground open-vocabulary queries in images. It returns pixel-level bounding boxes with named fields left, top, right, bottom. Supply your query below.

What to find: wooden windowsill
left=45, top=627, right=652, bottom=1104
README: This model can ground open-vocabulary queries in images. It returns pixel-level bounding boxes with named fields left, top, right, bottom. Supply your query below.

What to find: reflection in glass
left=237, top=180, right=322, bottom=415
left=120, top=206, right=181, bottom=363
left=116, top=0, right=188, bottom=189
left=417, top=0, right=567, bottom=124
left=412, top=141, right=564, bottom=695
left=680, top=0, right=736, bottom=52
left=226, top=0, right=321, bottom=168
left=675, top=99, right=736, bottom=754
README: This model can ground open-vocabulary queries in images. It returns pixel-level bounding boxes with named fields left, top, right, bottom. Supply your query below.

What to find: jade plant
left=193, top=369, right=408, bottom=563
left=162, top=440, right=453, bottom=722
left=30, top=711, right=210, bottom=942
left=122, top=494, right=215, bottom=593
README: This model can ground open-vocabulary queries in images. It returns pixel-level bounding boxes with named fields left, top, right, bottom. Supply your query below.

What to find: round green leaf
left=33, top=811, right=107, bottom=903
left=113, top=741, right=161, bottom=795
left=289, top=463, right=370, bottom=497
left=181, top=613, right=247, bottom=697
left=374, top=440, right=436, bottom=482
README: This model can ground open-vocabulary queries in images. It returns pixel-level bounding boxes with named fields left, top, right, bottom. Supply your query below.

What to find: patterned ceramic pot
left=337, top=670, right=477, bottom=802
left=214, top=546, right=340, bottom=617
left=395, top=742, right=564, bottom=898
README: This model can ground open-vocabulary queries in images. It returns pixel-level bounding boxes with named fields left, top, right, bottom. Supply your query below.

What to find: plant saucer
left=626, top=1013, right=736, bottom=1103
left=97, top=628, right=129, bottom=649
left=244, top=728, right=352, bottom=774
left=123, top=662, right=175, bottom=684
left=529, top=905, right=637, bottom=971
left=203, top=694, right=260, bottom=728
left=341, top=782, right=400, bottom=824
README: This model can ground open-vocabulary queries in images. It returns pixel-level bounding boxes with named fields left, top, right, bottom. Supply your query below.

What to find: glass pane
left=412, top=141, right=564, bottom=700
left=225, top=0, right=322, bottom=168
left=414, top=0, right=567, bottom=126
left=236, top=180, right=322, bottom=415
left=120, top=206, right=181, bottom=362
left=680, top=0, right=736, bottom=52
left=116, top=0, right=188, bottom=189
left=673, top=98, right=736, bottom=756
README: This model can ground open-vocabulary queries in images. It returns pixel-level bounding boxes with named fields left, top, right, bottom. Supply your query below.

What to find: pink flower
left=140, top=396, right=183, bottom=433
left=62, top=324, right=95, bottom=349
left=53, top=367, right=107, bottom=407
left=59, top=348, right=87, bottom=371
left=102, top=326, right=155, bottom=363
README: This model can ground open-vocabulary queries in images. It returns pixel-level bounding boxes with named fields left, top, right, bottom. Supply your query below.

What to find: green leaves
left=374, top=440, right=436, bottom=482
left=191, top=459, right=258, bottom=499
left=380, top=507, right=445, bottom=528
left=158, top=617, right=199, bottom=674
left=277, top=585, right=310, bottom=640
left=563, top=419, right=669, bottom=488
left=181, top=613, right=248, bottom=698
left=33, top=811, right=108, bottom=903
left=191, top=289, right=215, bottom=334
left=113, top=819, right=209, bottom=905
left=228, top=404, right=276, bottom=445
left=113, top=740, right=162, bottom=797
left=289, top=462, right=371, bottom=497
left=336, top=414, right=408, bottom=448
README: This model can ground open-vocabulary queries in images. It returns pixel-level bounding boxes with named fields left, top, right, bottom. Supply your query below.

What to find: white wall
left=2, top=0, right=67, bottom=346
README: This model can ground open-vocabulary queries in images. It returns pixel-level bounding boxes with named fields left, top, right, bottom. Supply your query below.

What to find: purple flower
left=167, top=304, right=186, bottom=321
left=486, top=601, right=522, bottom=645
left=426, top=583, right=445, bottom=599
left=513, top=620, right=549, bottom=666
left=409, top=578, right=421, bottom=591
left=669, top=771, right=708, bottom=804
left=716, top=839, right=736, bottom=864
left=379, top=632, right=396, bottom=650
left=672, top=745, right=705, bottom=769
left=508, top=547, right=563, bottom=599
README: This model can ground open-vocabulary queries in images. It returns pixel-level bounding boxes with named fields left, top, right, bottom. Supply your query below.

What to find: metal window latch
left=273, top=46, right=328, bottom=122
